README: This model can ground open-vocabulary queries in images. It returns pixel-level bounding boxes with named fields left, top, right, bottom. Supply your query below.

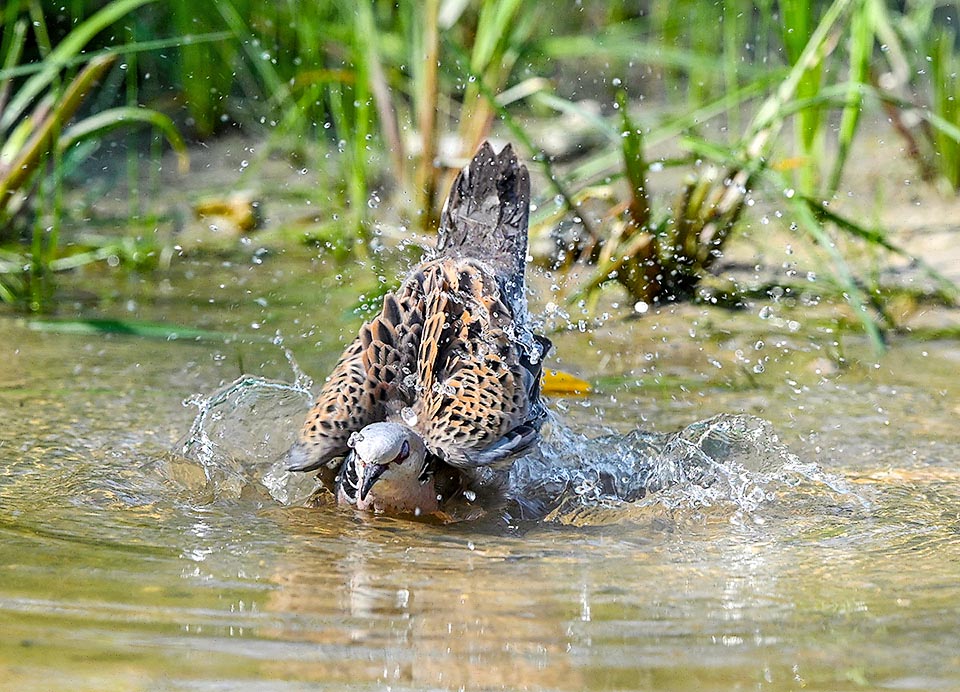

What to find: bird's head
left=345, top=422, right=428, bottom=504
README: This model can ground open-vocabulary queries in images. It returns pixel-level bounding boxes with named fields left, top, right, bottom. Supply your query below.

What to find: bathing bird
left=285, top=142, right=550, bottom=516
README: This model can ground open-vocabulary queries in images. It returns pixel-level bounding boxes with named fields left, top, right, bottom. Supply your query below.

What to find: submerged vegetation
left=0, top=0, right=959, bottom=349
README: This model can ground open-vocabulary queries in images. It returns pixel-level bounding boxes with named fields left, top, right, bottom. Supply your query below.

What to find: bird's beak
left=359, top=463, right=389, bottom=501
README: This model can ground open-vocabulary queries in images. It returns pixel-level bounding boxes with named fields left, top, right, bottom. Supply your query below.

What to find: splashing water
left=178, top=375, right=317, bottom=505
left=176, top=374, right=865, bottom=524
left=512, top=413, right=866, bottom=525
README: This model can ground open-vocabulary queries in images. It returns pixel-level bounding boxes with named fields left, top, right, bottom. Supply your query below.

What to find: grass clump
left=531, top=0, right=957, bottom=351
left=0, top=0, right=186, bottom=311
left=1, top=0, right=958, bottom=347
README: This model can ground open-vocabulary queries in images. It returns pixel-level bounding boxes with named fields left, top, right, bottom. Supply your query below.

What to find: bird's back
left=289, top=142, right=549, bottom=511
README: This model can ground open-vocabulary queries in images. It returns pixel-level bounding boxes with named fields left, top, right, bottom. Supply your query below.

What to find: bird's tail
left=436, top=142, right=530, bottom=285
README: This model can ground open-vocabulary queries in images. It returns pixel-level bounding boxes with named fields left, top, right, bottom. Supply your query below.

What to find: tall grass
left=530, top=0, right=956, bottom=349
left=0, top=0, right=187, bottom=310
left=841, top=0, right=960, bottom=195
left=3, top=0, right=958, bottom=339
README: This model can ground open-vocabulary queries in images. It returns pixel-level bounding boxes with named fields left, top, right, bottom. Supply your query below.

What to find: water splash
left=176, top=377, right=865, bottom=524
left=514, top=413, right=867, bottom=526
left=178, top=375, right=316, bottom=505
left=271, top=332, right=314, bottom=393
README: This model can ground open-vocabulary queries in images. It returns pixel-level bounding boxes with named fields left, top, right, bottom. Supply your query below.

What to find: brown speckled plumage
left=286, top=142, right=549, bottom=512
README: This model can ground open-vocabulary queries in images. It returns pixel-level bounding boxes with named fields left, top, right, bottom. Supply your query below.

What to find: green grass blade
left=827, top=0, right=873, bottom=196
left=471, top=0, right=524, bottom=73
left=616, top=90, right=651, bottom=230
left=804, top=196, right=959, bottom=302
left=0, top=31, right=235, bottom=83
left=59, top=105, right=189, bottom=174
left=788, top=195, right=887, bottom=351
left=745, top=0, right=851, bottom=158
left=929, top=29, right=960, bottom=189
left=213, top=0, right=284, bottom=96
left=0, top=0, right=156, bottom=133
left=26, top=0, right=53, bottom=60
left=918, top=108, right=960, bottom=157
left=780, top=0, right=823, bottom=185
left=0, top=18, right=26, bottom=118
left=0, top=54, right=117, bottom=206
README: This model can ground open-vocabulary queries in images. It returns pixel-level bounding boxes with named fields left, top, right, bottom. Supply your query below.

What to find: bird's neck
left=349, top=458, right=439, bottom=516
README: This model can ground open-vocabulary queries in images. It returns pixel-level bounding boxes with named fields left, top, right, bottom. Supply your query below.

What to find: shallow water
left=3, top=255, right=960, bottom=690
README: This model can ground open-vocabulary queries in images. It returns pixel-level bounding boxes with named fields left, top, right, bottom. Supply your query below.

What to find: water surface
left=3, top=256, right=960, bottom=691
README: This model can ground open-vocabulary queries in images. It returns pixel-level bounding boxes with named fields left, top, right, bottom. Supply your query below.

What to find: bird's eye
left=394, top=439, right=410, bottom=464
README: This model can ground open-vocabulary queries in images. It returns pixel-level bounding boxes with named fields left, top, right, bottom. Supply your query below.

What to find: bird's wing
left=290, top=142, right=545, bottom=481
left=415, top=259, right=545, bottom=469
left=288, top=288, right=421, bottom=472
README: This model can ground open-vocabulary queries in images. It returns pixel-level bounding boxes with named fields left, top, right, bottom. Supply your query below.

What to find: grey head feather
left=349, top=421, right=412, bottom=463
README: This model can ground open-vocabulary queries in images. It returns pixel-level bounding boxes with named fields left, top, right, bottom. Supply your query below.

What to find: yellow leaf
left=771, top=156, right=808, bottom=172
left=542, top=369, right=591, bottom=395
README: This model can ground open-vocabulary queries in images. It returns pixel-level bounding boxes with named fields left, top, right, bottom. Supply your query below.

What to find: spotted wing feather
left=414, top=260, right=545, bottom=469
left=287, top=290, right=420, bottom=473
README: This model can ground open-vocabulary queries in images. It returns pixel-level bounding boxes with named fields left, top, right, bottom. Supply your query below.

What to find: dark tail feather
left=437, top=142, right=530, bottom=283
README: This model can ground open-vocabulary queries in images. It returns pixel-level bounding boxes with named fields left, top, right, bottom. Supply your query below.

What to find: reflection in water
left=261, top=516, right=585, bottom=689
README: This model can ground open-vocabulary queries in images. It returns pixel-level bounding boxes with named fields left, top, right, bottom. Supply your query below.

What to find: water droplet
left=401, top=407, right=418, bottom=426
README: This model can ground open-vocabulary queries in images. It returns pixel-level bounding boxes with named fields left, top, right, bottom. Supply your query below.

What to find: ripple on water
left=5, top=338, right=960, bottom=690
